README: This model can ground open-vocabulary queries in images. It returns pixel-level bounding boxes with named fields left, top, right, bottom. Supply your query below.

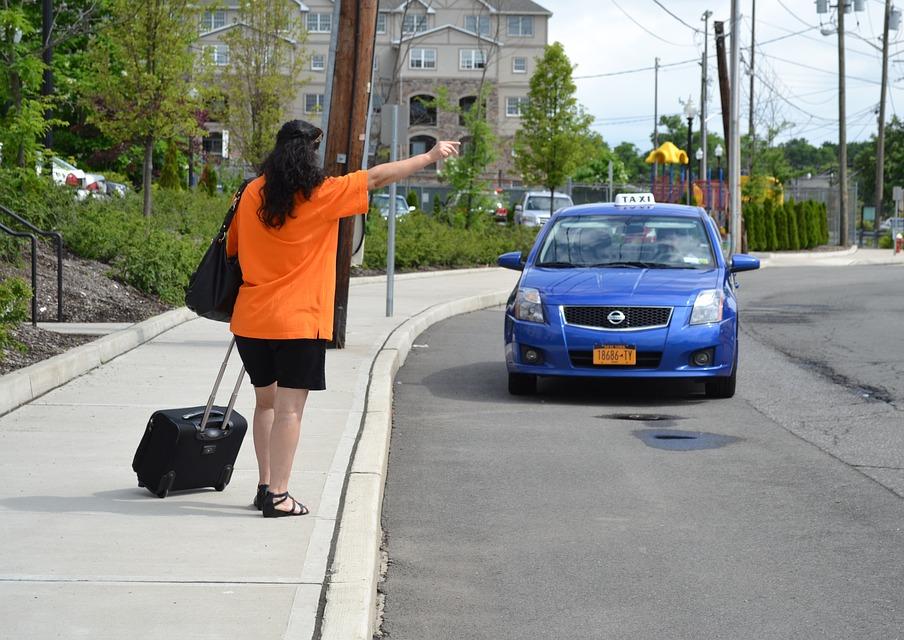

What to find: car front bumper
left=504, top=306, right=736, bottom=379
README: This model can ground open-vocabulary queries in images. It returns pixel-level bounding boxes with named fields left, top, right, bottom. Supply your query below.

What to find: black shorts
left=234, top=336, right=327, bottom=390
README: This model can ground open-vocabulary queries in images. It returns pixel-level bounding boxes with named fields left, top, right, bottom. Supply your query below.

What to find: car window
left=526, top=196, right=571, bottom=211
left=538, top=215, right=715, bottom=268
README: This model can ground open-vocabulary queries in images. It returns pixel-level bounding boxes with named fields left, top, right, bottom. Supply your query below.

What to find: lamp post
left=714, top=143, right=724, bottom=218
left=683, top=96, right=698, bottom=204
left=696, top=147, right=705, bottom=210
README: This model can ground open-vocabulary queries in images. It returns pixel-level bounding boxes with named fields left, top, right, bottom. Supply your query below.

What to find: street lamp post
left=714, top=143, right=724, bottom=218
left=696, top=147, right=705, bottom=210
left=683, top=96, right=698, bottom=205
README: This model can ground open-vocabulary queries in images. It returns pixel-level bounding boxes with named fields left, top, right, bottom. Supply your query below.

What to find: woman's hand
left=428, top=141, right=461, bottom=163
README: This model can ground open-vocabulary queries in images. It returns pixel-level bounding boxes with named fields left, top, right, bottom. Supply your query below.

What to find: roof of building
left=378, top=0, right=550, bottom=15
left=393, top=23, right=505, bottom=46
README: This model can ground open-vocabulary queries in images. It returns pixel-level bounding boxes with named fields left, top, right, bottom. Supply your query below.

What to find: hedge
left=743, top=199, right=828, bottom=251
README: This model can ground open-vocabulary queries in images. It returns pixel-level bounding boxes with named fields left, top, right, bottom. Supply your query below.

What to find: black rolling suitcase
left=132, top=338, right=247, bottom=498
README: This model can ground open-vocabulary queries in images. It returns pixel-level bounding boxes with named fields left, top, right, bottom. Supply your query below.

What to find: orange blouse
left=225, top=170, right=369, bottom=340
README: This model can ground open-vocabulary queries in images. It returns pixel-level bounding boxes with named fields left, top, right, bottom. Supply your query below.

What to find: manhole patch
left=633, top=429, right=740, bottom=451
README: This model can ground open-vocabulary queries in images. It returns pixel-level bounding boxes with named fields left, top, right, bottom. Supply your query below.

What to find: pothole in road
left=633, top=429, right=741, bottom=451
left=602, top=413, right=683, bottom=422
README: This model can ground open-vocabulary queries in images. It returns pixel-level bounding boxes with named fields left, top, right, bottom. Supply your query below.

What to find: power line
left=611, top=0, right=696, bottom=48
left=573, top=56, right=699, bottom=80
left=650, top=0, right=703, bottom=34
left=776, top=0, right=817, bottom=28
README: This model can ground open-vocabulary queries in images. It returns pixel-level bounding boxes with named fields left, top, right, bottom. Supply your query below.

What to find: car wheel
left=508, top=372, right=537, bottom=395
left=705, top=347, right=737, bottom=399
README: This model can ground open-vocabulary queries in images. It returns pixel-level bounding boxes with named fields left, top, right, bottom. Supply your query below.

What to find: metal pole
left=687, top=117, right=693, bottom=204
left=875, top=0, right=892, bottom=231
left=42, top=0, right=53, bottom=148
left=701, top=11, right=711, bottom=194
left=386, top=105, right=398, bottom=317
left=730, top=0, right=742, bottom=254
left=608, top=159, right=614, bottom=202
left=653, top=57, right=659, bottom=149
left=838, top=2, right=849, bottom=246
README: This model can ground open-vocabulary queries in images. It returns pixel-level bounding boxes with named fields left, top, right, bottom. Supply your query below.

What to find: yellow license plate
left=593, top=345, right=636, bottom=366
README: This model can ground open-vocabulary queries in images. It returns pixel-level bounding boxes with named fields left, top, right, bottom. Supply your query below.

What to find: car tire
left=508, top=372, right=537, bottom=395
left=705, top=347, right=737, bottom=399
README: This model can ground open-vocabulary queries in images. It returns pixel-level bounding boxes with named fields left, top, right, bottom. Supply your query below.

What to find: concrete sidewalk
left=0, top=268, right=518, bottom=640
left=753, top=245, right=904, bottom=267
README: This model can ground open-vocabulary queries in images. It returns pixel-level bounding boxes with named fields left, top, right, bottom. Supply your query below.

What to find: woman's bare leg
left=268, top=386, right=309, bottom=513
left=252, top=383, right=277, bottom=486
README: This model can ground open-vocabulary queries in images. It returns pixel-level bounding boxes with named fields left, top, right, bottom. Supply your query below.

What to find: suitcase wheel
left=156, top=471, right=176, bottom=498
left=215, top=465, right=234, bottom=492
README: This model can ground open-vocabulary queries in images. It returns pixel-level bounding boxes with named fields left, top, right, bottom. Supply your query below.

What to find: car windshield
left=536, top=215, right=716, bottom=269
left=525, top=196, right=571, bottom=211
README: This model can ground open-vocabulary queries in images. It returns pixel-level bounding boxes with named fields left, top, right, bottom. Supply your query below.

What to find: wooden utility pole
left=325, top=0, right=378, bottom=348
left=42, top=0, right=53, bottom=148
left=838, top=3, right=849, bottom=246
left=715, top=21, right=730, bottom=162
left=876, top=0, right=892, bottom=229
left=748, top=0, right=756, bottom=176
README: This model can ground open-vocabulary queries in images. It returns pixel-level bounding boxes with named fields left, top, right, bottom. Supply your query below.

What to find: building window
left=311, top=54, right=325, bottom=71
left=203, top=131, right=223, bottom=156
left=207, top=44, right=229, bottom=66
left=307, top=13, right=332, bottom=33
left=402, top=13, right=428, bottom=35
left=376, top=13, right=388, bottom=34
left=201, top=10, right=226, bottom=32
left=460, top=49, right=486, bottom=70
left=513, top=56, right=527, bottom=73
left=459, top=96, right=477, bottom=125
left=507, top=16, right=534, bottom=37
left=305, top=94, right=324, bottom=113
left=409, top=95, right=436, bottom=126
left=409, top=47, right=436, bottom=70
left=506, top=96, right=529, bottom=117
left=409, top=134, right=437, bottom=169
left=464, top=15, right=490, bottom=35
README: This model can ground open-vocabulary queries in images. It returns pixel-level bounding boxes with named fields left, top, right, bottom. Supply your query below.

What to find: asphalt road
left=380, top=265, right=904, bottom=640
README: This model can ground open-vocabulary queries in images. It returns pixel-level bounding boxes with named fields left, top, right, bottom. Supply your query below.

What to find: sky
left=546, top=0, right=904, bottom=153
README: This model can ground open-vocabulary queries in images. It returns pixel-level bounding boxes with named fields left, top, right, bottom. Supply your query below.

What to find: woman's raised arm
left=367, top=140, right=460, bottom=190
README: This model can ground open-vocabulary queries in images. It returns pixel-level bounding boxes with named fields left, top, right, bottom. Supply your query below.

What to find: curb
left=350, top=266, right=501, bottom=286
left=0, top=308, right=194, bottom=417
left=318, top=289, right=510, bottom=640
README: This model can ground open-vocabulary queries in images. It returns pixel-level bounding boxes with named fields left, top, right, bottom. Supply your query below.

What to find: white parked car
left=878, top=217, right=904, bottom=232
left=372, top=193, right=415, bottom=218
left=514, top=191, right=574, bottom=227
left=46, top=157, right=108, bottom=200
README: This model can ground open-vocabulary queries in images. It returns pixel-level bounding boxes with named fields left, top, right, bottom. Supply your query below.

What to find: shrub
left=0, top=277, right=31, bottom=361
left=406, top=190, right=419, bottom=208
left=786, top=199, right=801, bottom=250
left=879, top=233, right=893, bottom=249
left=158, top=143, right=184, bottom=191
left=198, top=161, right=219, bottom=197
left=742, top=203, right=757, bottom=251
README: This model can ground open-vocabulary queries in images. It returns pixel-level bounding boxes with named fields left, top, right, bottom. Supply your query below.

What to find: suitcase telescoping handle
left=199, top=337, right=245, bottom=432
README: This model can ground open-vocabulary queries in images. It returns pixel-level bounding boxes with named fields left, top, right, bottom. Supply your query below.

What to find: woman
left=226, top=119, right=458, bottom=518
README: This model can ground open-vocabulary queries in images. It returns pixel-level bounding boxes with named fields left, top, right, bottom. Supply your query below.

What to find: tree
left=438, top=84, right=497, bottom=229
left=220, top=0, right=308, bottom=170
left=86, top=0, right=204, bottom=215
left=514, top=42, right=593, bottom=217
left=572, top=132, right=627, bottom=185
left=612, top=142, right=649, bottom=184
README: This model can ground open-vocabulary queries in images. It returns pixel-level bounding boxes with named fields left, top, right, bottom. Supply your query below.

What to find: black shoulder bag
left=185, top=179, right=253, bottom=322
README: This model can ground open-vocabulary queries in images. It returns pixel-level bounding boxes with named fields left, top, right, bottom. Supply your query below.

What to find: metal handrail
left=0, top=204, right=63, bottom=321
left=0, top=222, right=38, bottom=327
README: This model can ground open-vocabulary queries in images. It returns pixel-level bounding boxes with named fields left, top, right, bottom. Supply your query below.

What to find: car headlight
left=690, top=289, right=724, bottom=325
left=513, top=287, right=545, bottom=323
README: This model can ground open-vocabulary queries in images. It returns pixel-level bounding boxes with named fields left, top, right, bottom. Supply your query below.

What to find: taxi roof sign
left=614, top=193, right=655, bottom=206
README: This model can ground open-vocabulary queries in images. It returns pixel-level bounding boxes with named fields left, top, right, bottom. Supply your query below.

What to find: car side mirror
left=497, top=251, right=525, bottom=271
left=408, top=205, right=416, bottom=212
left=514, top=204, right=523, bottom=213
left=730, top=254, right=760, bottom=273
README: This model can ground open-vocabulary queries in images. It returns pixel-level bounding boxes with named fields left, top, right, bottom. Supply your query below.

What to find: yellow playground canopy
left=645, top=141, right=688, bottom=165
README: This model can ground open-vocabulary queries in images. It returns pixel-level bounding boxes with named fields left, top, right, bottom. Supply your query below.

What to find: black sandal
left=262, top=491, right=309, bottom=518
left=253, top=484, right=269, bottom=511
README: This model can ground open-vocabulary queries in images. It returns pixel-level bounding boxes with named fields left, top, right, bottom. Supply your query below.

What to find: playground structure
left=645, top=141, right=728, bottom=231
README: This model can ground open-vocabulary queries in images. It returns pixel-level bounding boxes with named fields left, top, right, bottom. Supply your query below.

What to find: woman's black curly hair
left=258, top=119, right=326, bottom=228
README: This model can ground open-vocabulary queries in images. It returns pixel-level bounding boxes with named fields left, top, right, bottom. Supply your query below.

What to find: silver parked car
left=514, top=191, right=574, bottom=227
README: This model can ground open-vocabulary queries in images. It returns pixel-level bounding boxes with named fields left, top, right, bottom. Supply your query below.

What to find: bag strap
left=216, top=178, right=254, bottom=243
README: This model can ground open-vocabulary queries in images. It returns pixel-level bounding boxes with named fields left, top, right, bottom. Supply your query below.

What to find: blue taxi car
left=497, top=194, right=760, bottom=398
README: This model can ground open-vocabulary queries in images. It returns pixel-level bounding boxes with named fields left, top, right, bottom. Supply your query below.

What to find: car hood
left=522, top=267, right=722, bottom=307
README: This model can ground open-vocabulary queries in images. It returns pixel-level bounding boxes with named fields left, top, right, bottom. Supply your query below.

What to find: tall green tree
left=220, top=0, right=308, bottom=170
left=514, top=41, right=593, bottom=216
left=438, top=84, right=497, bottom=229
left=572, top=132, right=627, bottom=185
left=86, top=0, right=204, bottom=215
left=613, top=142, right=649, bottom=183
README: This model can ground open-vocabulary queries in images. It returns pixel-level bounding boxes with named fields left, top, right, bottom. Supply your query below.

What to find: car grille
left=563, top=306, right=672, bottom=330
left=569, top=351, right=663, bottom=369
